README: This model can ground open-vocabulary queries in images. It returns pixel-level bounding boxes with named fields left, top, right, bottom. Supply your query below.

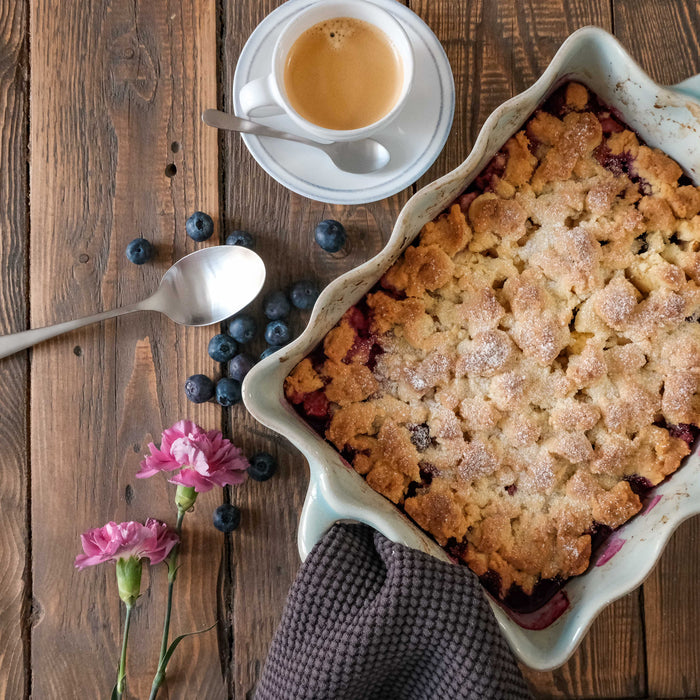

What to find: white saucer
left=232, top=0, right=455, bottom=205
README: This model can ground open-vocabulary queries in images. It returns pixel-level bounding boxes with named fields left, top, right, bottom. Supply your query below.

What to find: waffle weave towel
left=257, top=523, right=532, bottom=700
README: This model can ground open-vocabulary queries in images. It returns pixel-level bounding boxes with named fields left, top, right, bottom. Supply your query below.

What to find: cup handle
left=239, top=74, right=285, bottom=117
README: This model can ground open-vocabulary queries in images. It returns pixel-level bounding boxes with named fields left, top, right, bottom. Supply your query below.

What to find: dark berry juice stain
left=586, top=521, right=613, bottom=550
left=444, top=538, right=469, bottom=563
left=667, top=422, right=698, bottom=446
left=479, top=569, right=502, bottom=599
left=635, top=234, right=648, bottom=254
left=477, top=567, right=568, bottom=615
left=419, top=461, right=440, bottom=481
left=503, top=576, right=566, bottom=615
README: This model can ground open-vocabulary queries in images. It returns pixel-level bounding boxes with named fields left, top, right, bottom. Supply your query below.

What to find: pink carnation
left=75, top=518, right=179, bottom=570
left=136, top=420, right=249, bottom=492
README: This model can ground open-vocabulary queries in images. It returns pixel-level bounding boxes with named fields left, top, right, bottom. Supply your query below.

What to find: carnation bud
left=175, top=484, right=197, bottom=512
left=115, top=556, right=143, bottom=607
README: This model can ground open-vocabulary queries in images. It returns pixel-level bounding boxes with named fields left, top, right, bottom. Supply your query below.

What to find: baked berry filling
left=302, top=390, right=329, bottom=418
left=667, top=422, right=697, bottom=446
left=419, top=461, right=440, bottom=481
left=284, top=81, right=700, bottom=621
left=623, top=475, right=654, bottom=498
left=594, top=145, right=633, bottom=177
left=598, top=114, right=625, bottom=135
left=587, top=521, right=614, bottom=551
left=473, top=151, right=507, bottom=193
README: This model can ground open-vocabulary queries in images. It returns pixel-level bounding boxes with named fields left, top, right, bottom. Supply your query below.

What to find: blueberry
left=289, top=280, right=320, bottom=310
left=265, top=320, right=291, bottom=346
left=186, top=211, right=214, bottom=242
left=248, top=452, right=277, bottom=481
left=215, top=377, right=242, bottom=406
left=315, top=219, right=347, bottom=253
left=208, top=333, right=238, bottom=363
left=225, top=230, right=255, bottom=249
left=260, top=346, right=283, bottom=360
left=185, top=374, right=215, bottom=403
left=228, top=353, right=255, bottom=382
left=229, top=314, right=257, bottom=344
left=263, top=290, right=291, bottom=320
left=125, top=237, right=154, bottom=265
left=213, top=503, right=241, bottom=533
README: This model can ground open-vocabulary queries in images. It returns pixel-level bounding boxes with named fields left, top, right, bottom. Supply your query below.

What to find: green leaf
left=111, top=683, right=119, bottom=700
left=161, top=622, right=217, bottom=670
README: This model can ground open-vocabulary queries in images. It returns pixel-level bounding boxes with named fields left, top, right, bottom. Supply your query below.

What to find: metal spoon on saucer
left=0, top=246, right=266, bottom=359
left=202, top=109, right=391, bottom=174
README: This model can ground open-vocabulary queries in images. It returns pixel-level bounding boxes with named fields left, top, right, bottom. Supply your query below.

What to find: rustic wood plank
left=520, top=594, right=646, bottom=699
left=642, top=518, right=700, bottom=698
left=414, top=0, right=614, bottom=189
left=0, top=0, right=29, bottom=697
left=413, top=0, right=515, bottom=187
left=612, top=2, right=700, bottom=697
left=614, top=0, right=700, bottom=87
left=29, top=0, right=224, bottom=697
left=220, top=2, right=412, bottom=696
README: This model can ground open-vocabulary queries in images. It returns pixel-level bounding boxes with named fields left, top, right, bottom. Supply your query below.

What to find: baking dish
left=242, top=26, right=700, bottom=670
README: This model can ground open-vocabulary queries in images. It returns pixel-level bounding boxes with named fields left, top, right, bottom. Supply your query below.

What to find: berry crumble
left=284, top=82, right=700, bottom=612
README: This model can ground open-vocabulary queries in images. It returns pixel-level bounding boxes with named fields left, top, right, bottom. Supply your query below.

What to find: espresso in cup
left=283, top=17, right=403, bottom=131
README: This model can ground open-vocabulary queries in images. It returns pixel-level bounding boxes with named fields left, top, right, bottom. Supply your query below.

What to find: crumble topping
left=284, top=83, right=700, bottom=604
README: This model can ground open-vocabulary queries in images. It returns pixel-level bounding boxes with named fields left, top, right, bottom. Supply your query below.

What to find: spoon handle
left=202, top=109, right=326, bottom=149
left=0, top=300, right=149, bottom=360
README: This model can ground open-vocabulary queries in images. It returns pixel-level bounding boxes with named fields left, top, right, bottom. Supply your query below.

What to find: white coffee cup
left=239, top=0, right=414, bottom=142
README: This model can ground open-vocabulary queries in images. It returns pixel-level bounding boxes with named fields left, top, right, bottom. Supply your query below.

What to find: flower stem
left=149, top=507, right=186, bottom=700
left=116, top=602, right=133, bottom=700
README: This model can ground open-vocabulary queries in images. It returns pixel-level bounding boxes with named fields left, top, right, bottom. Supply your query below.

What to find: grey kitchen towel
left=257, top=523, right=532, bottom=700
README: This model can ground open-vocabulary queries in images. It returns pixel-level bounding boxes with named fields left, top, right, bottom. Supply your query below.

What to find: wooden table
left=1, top=0, right=698, bottom=698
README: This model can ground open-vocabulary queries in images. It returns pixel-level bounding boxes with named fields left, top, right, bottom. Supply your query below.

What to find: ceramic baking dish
left=242, top=26, right=700, bottom=670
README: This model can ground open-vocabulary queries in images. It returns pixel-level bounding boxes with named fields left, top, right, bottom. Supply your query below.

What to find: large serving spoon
left=202, top=109, right=391, bottom=174
left=0, top=246, right=266, bottom=360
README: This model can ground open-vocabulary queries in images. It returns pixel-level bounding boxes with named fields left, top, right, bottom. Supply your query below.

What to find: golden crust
left=284, top=83, right=700, bottom=598
left=420, top=203, right=472, bottom=256
left=284, top=358, right=323, bottom=400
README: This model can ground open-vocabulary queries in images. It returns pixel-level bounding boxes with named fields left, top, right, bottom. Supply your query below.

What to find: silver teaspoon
left=202, top=109, right=391, bottom=174
left=0, top=246, right=265, bottom=360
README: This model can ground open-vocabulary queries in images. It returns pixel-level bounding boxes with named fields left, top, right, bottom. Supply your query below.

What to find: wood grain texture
left=0, top=0, right=29, bottom=698
left=4, top=0, right=699, bottom=697
left=643, top=518, right=700, bottom=698
left=520, top=594, right=647, bottom=699
left=29, top=0, right=224, bottom=697
left=612, top=3, right=700, bottom=697
left=220, top=2, right=412, bottom=696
